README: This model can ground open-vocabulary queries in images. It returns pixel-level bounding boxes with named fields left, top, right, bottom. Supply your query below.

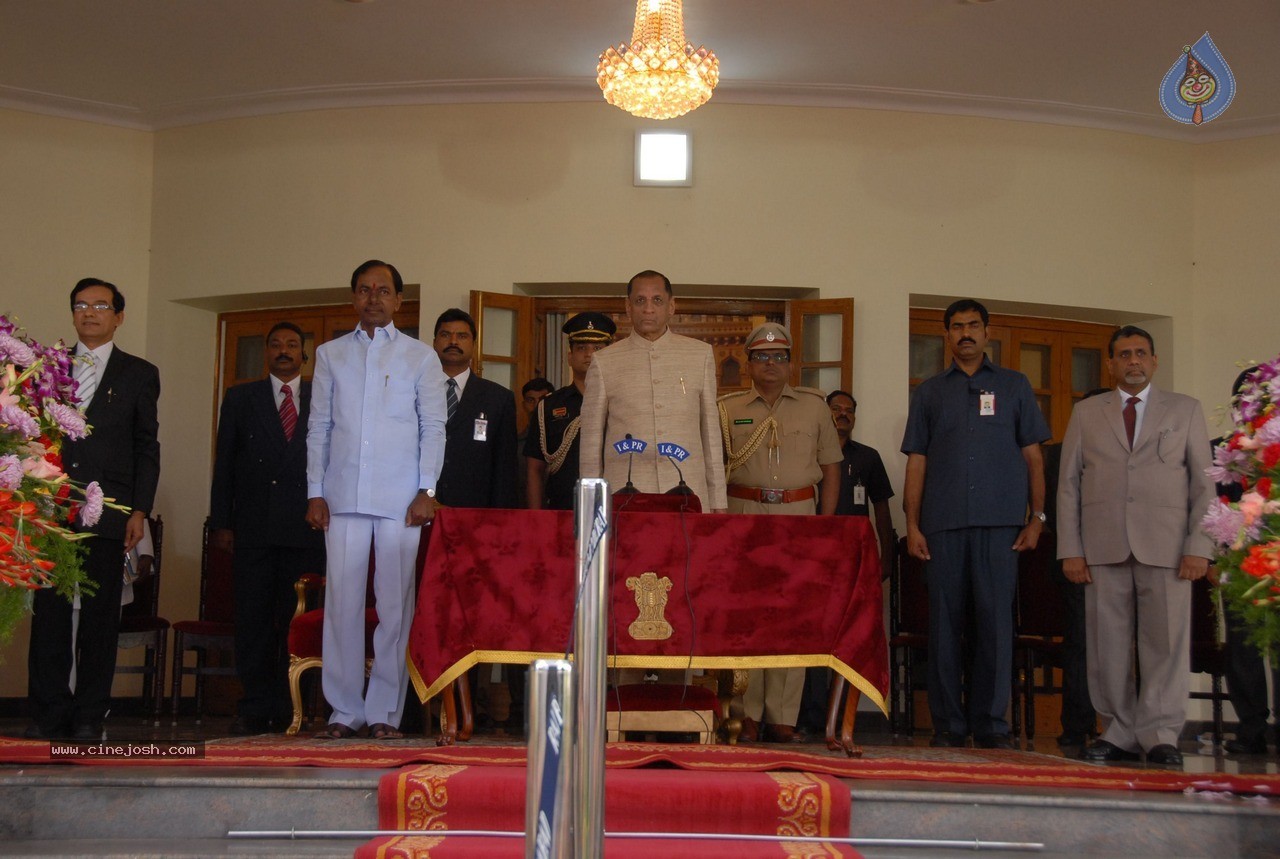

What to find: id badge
left=979, top=392, right=996, bottom=416
left=474, top=416, right=488, bottom=441
left=853, top=483, right=866, bottom=506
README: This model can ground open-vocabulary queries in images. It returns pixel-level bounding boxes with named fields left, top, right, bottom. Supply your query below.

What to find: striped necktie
left=446, top=378, right=459, bottom=422
left=75, top=352, right=97, bottom=408
left=279, top=384, right=298, bottom=442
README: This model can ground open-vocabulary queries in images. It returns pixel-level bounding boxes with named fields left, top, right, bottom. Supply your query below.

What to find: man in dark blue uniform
left=901, top=298, right=1049, bottom=749
left=525, top=313, right=616, bottom=510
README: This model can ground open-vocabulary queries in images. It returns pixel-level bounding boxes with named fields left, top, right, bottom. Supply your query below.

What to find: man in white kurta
left=579, top=270, right=727, bottom=512
left=305, top=260, right=446, bottom=739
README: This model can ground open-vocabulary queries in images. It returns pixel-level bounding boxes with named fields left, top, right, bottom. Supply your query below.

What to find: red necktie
left=280, top=384, right=298, bottom=442
left=1123, top=395, right=1139, bottom=449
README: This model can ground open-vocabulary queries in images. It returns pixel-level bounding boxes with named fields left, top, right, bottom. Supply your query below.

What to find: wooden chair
left=888, top=536, right=928, bottom=735
left=114, top=515, right=169, bottom=726
left=605, top=683, right=719, bottom=743
left=1189, top=576, right=1228, bottom=750
left=1011, top=537, right=1066, bottom=745
left=169, top=520, right=236, bottom=724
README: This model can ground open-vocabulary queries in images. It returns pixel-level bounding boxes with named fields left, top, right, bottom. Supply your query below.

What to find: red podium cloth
left=407, top=508, right=888, bottom=714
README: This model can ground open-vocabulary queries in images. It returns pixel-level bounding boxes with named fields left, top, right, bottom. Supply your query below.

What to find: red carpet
left=3, top=735, right=1278, bottom=796
left=358, top=764, right=860, bottom=858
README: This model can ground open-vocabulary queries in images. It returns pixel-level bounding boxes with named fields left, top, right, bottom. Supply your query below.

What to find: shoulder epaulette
left=717, top=389, right=753, bottom=404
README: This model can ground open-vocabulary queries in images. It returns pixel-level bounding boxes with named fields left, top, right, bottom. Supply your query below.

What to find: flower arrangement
left=1204, top=356, right=1280, bottom=658
left=0, top=315, right=111, bottom=647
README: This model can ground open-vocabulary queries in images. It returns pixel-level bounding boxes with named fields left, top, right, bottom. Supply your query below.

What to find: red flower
left=1258, top=477, right=1275, bottom=498
left=1241, top=542, right=1280, bottom=580
left=1263, top=444, right=1280, bottom=470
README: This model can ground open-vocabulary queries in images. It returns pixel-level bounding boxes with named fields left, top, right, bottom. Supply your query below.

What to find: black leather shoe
left=1080, top=739, right=1139, bottom=762
left=1145, top=744, right=1183, bottom=766
left=228, top=716, right=272, bottom=736
left=1224, top=736, right=1268, bottom=755
left=71, top=723, right=102, bottom=741
left=975, top=733, right=1015, bottom=750
left=930, top=731, right=968, bottom=748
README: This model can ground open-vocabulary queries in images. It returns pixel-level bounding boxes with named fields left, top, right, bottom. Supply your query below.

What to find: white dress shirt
left=75, top=340, right=114, bottom=406
left=1121, top=383, right=1151, bottom=444
left=270, top=373, right=300, bottom=408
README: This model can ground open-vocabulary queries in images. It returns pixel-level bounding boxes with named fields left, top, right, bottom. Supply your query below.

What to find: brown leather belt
left=727, top=484, right=815, bottom=504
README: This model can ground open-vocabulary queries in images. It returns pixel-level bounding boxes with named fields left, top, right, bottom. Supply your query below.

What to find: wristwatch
left=1030, top=511, right=1047, bottom=524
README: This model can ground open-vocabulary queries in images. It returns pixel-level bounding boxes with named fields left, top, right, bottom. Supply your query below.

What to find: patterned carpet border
left=1, top=735, right=1277, bottom=796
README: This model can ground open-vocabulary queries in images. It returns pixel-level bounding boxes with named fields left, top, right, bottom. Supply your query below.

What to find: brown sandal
left=369, top=723, right=404, bottom=740
left=315, top=722, right=357, bottom=740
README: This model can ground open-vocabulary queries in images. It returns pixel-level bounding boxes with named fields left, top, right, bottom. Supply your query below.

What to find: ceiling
left=1, top=0, right=1276, bottom=141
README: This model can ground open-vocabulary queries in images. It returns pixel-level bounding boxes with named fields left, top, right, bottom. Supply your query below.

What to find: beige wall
left=1, top=101, right=1276, bottom=706
left=0, top=109, right=152, bottom=694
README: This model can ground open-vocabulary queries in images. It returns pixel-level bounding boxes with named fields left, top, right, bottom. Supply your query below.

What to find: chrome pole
left=525, top=659, right=574, bottom=859
left=573, top=478, right=609, bottom=859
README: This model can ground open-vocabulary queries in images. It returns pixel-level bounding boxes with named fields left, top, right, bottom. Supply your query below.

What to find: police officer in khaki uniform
left=525, top=312, right=617, bottom=510
left=719, top=322, right=842, bottom=742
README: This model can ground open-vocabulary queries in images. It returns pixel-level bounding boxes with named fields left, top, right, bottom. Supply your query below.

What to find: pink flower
left=0, top=454, right=21, bottom=490
left=1202, top=500, right=1253, bottom=547
left=21, top=454, right=62, bottom=481
left=43, top=401, right=87, bottom=440
left=0, top=332, right=36, bottom=367
left=79, top=481, right=104, bottom=527
left=1, top=404, right=39, bottom=439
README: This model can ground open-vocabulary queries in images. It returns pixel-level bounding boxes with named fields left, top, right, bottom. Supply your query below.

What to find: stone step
left=0, top=765, right=1276, bottom=857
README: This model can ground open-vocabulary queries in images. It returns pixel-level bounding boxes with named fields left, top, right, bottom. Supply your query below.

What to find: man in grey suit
left=1057, top=325, right=1215, bottom=766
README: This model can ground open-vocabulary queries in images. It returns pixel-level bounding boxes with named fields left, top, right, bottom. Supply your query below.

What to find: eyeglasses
left=73, top=302, right=113, bottom=313
left=748, top=352, right=790, bottom=364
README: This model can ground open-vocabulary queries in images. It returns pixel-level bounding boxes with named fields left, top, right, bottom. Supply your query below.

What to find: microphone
left=611, top=434, right=646, bottom=494
left=658, top=442, right=695, bottom=496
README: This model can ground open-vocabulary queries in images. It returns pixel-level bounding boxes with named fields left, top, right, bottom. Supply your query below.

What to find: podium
left=408, top=505, right=888, bottom=752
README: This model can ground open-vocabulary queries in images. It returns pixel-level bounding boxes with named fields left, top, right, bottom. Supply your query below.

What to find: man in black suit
left=431, top=307, right=519, bottom=730
left=27, top=278, right=160, bottom=741
left=432, top=309, right=518, bottom=509
left=209, top=321, right=325, bottom=734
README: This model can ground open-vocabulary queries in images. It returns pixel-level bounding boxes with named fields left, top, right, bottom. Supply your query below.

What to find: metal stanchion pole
left=573, top=478, right=609, bottom=859
left=525, top=659, right=574, bottom=859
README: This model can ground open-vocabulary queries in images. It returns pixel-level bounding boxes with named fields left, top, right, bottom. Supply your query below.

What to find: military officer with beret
left=526, top=312, right=617, bottom=510
left=718, top=322, right=843, bottom=742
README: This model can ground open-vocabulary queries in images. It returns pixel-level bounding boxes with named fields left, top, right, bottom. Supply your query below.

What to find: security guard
left=525, top=312, right=617, bottom=509
left=719, top=322, right=842, bottom=741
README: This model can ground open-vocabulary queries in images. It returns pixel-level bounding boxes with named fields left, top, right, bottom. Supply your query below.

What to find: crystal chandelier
left=597, top=0, right=720, bottom=120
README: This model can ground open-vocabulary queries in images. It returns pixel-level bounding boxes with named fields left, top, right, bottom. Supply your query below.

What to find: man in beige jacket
left=1057, top=325, right=1215, bottom=767
left=579, top=270, right=727, bottom=512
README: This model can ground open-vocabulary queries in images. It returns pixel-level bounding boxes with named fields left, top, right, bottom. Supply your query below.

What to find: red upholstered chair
left=284, top=572, right=378, bottom=736
left=114, top=515, right=169, bottom=726
left=169, top=520, right=236, bottom=724
left=605, top=682, right=720, bottom=744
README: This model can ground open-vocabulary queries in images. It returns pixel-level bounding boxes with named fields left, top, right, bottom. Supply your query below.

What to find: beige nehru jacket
left=579, top=329, right=728, bottom=510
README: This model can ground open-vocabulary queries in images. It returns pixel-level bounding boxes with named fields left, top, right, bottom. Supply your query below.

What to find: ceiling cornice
left=3, top=78, right=1277, bottom=144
